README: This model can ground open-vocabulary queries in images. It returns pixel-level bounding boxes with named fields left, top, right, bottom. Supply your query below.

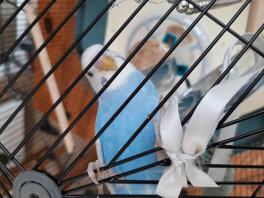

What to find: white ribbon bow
left=156, top=70, right=261, bottom=198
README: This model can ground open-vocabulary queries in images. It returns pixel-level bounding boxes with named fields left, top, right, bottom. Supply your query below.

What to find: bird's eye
left=87, top=72, right=93, bottom=77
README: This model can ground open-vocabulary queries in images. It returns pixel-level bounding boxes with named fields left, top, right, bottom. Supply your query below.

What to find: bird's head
left=81, top=44, right=119, bottom=93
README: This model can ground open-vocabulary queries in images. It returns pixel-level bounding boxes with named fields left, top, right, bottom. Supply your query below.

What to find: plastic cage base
left=13, top=171, right=62, bottom=198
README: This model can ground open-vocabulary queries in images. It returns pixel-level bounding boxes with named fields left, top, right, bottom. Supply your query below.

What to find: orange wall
left=32, top=0, right=97, bottom=173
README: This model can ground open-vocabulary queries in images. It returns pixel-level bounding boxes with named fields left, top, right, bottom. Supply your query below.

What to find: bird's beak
left=98, top=56, right=118, bottom=71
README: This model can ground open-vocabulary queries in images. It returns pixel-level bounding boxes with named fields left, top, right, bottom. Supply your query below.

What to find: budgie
left=81, top=44, right=164, bottom=194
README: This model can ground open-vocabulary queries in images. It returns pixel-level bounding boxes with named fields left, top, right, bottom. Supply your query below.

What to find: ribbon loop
left=157, top=94, right=218, bottom=198
left=157, top=65, right=261, bottom=197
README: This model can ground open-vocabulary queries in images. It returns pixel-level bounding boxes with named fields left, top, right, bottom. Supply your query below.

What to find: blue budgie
left=81, top=44, right=164, bottom=194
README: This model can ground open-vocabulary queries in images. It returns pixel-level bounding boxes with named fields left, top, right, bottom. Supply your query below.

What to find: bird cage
left=0, top=0, right=264, bottom=198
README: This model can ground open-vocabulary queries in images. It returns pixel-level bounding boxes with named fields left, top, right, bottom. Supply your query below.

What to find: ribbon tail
left=156, top=165, right=184, bottom=198
left=185, top=162, right=218, bottom=187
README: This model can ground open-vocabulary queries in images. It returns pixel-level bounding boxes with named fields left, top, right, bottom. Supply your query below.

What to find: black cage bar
left=0, top=0, right=263, bottom=197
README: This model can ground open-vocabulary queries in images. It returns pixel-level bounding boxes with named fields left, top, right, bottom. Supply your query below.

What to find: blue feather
left=96, top=67, right=164, bottom=194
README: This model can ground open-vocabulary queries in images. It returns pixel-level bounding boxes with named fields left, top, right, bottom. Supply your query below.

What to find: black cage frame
left=0, top=0, right=264, bottom=197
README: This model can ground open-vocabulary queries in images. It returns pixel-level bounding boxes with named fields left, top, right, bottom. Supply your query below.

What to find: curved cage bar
left=0, top=0, right=263, bottom=197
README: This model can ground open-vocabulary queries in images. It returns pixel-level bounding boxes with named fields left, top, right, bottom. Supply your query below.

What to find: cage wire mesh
left=0, top=0, right=264, bottom=197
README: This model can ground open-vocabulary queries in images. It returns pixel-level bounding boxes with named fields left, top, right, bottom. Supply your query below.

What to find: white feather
left=81, top=44, right=135, bottom=93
